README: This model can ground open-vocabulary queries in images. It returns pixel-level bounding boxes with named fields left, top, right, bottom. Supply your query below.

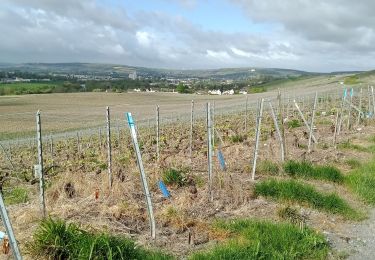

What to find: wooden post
left=76, top=131, right=81, bottom=153
left=36, top=111, right=46, bottom=217
left=293, top=100, right=318, bottom=143
left=117, top=122, right=121, bottom=149
left=156, top=105, right=160, bottom=162
left=333, top=108, right=340, bottom=148
left=347, top=88, right=353, bottom=129
left=277, top=89, right=286, bottom=159
left=126, top=113, right=156, bottom=239
left=99, top=127, right=102, bottom=148
left=357, top=88, right=363, bottom=125
left=337, top=89, right=347, bottom=136
left=251, top=99, right=264, bottom=181
left=106, top=106, right=112, bottom=188
left=371, top=86, right=375, bottom=116
left=207, top=103, right=213, bottom=201
left=50, top=135, right=54, bottom=165
left=0, top=143, right=15, bottom=170
left=0, top=192, right=22, bottom=260
left=189, top=100, right=194, bottom=163
left=245, top=96, right=248, bottom=133
left=268, top=101, right=285, bottom=161
left=308, top=92, right=318, bottom=153
left=212, top=101, right=215, bottom=150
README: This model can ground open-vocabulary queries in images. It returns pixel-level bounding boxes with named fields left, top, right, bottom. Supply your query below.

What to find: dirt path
left=329, top=208, right=375, bottom=259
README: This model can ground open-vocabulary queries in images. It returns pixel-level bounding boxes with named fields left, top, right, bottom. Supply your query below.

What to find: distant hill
left=0, top=62, right=322, bottom=80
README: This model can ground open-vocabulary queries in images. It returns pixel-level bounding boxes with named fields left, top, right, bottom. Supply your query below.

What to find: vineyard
left=1, top=85, right=375, bottom=259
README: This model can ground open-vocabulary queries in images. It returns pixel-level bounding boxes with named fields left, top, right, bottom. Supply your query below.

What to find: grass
left=257, top=160, right=280, bottom=175
left=283, top=160, right=344, bottom=183
left=162, top=168, right=187, bottom=187
left=229, top=134, right=245, bottom=143
left=254, top=179, right=360, bottom=219
left=345, top=158, right=362, bottom=169
left=28, top=218, right=172, bottom=260
left=346, top=160, right=375, bottom=205
left=3, top=187, right=28, bottom=205
left=287, top=119, right=302, bottom=128
left=337, top=140, right=369, bottom=152
left=190, top=219, right=328, bottom=259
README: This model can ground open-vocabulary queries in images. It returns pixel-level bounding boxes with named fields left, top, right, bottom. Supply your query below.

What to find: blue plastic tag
left=126, top=112, right=134, bottom=126
left=158, top=180, right=171, bottom=198
left=217, top=149, right=226, bottom=171
left=343, top=88, right=347, bottom=99
left=350, top=88, right=354, bottom=97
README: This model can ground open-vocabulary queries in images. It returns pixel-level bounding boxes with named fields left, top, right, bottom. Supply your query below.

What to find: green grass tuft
left=345, top=158, right=362, bottom=169
left=3, top=187, right=28, bottom=205
left=283, top=160, right=344, bottom=183
left=28, top=218, right=172, bottom=260
left=287, top=119, right=302, bottom=128
left=337, top=140, right=368, bottom=152
left=190, top=219, right=328, bottom=260
left=257, top=160, right=280, bottom=175
left=229, top=134, right=245, bottom=143
left=255, top=179, right=360, bottom=219
left=346, top=160, right=375, bottom=205
left=162, top=168, right=187, bottom=187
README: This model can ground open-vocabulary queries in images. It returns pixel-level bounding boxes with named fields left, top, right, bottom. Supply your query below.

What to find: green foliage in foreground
left=283, top=160, right=344, bottom=183
left=29, top=218, right=172, bottom=260
left=190, top=219, right=328, bottom=260
left=254, top=179, right=360, bottom=219
left=346, top=160, right=375, bottom=205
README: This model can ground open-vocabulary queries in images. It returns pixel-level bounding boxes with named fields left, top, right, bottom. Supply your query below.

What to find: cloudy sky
left=1, top=0, right=374, bottom=72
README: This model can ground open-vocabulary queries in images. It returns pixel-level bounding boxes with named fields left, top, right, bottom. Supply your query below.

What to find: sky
left=1, top=0, right=375, bottom=72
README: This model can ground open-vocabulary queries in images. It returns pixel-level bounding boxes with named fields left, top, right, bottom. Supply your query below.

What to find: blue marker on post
left=158, top=180, right=171, bottom=198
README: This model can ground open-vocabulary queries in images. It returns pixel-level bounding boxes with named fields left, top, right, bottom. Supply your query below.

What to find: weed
left=3, top=187, right=28, bottom=205
left=162, top=168, right=186, bottom=187
left=257, top=160, right=279, bottom=175
left=277, top=206, right=306, bottom=228
left=287, top=119, right=301, bottom=129
left=254, top=179, right=360, bottom=219
left=28, top=218, right=172, bottom=260
left=190, top=219, right=328, bottom=259
left=230, top=134, right=245, bottom=143
left=283, top=160, right=344, bottom=183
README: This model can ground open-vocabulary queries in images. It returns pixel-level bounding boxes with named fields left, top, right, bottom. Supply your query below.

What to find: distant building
left=133, top=88, right=141, bottom=92
left=239, top=90, right=248, bottom=95
left=129, top=71, right=137, bottom=80
left=223, top=89, right=235, bottom=95
left=208, top=89, right=222, bottom=95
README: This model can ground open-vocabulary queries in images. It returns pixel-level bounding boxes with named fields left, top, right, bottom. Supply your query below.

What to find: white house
left=239, top=90, right=248, bottom=95
left=223, top=89, right=235, bottom=95
left=208, top=89, right=222, bottom=95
